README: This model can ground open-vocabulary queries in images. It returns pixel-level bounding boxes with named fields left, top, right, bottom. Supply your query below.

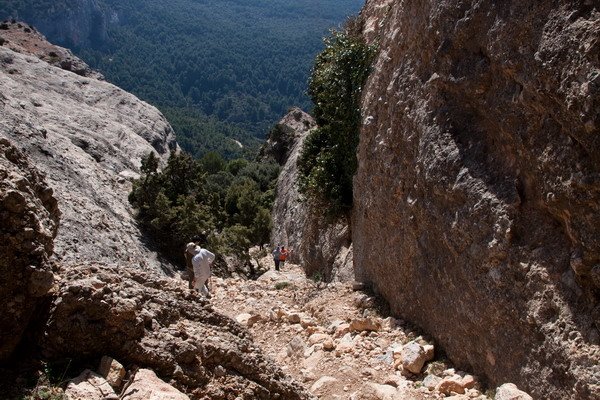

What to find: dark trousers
left=274, top=258, right=280, bottom=271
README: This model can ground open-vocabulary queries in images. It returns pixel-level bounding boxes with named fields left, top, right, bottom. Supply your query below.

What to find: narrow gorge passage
left=208, top=256, right=491, bottom=400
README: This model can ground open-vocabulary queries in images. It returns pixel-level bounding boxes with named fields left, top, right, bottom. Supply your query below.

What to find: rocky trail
left=208, top=256, right=500, bottom=400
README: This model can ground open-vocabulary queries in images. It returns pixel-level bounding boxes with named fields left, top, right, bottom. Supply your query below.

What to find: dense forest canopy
left=0, top=0, right=364, bottom=158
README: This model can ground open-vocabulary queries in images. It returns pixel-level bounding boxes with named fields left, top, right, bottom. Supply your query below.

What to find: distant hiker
left=191, top=244, right=215, bottom=297
left=279, top=246, right=290, bottom=269
left=184, top=242, right=197, bottom=289
left=272, top=245, right=281, bottom=271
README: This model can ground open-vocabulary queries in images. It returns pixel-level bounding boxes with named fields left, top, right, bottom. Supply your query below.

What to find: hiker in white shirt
left=190, top=244, right=215, bottom=297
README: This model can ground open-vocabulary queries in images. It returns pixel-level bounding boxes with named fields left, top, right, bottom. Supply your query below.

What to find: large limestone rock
left=122, top=369, right=189, bottom=400
left=270, top=108, right=354, bottom=281
left=494, top=383, right=533, bottom=400
left=353, top=1, right=600, bottom=399
left=0, top=34, right=178, bottom=272
left=0, top=139, right=59, bottom=362
left=40, top=263, right=312, bottom=399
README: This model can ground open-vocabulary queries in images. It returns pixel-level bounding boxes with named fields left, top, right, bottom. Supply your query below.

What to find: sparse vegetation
left=275, top=281, right=293, bottom=290
left=26, top=386, right=66, bottom=400
left=310, top=272, right=323, bottom=283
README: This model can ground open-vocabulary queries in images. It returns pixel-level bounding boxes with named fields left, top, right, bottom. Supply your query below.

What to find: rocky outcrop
left=260, top=107, right=316, bottom=166
left=0, top=139, right=59, bottom=362
left=0, top=0, right=113, bottom=49
left=269, top=109, right=353, bottom=281
left=353, top=1, right=600, bottom=399
left=0, top=20, right=103, bottom=79
left=40, top=263, right=311, bottom=399
left=0, top=35, right=178, bottom=272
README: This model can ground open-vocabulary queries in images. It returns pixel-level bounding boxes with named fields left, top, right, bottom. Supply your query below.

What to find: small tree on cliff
left=298, top=23, right=376, bottom=216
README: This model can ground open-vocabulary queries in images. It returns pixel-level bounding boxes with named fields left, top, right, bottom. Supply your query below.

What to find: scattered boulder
left=308, top=333, right=330, bottom=345
left=309, top=376, right=338, bottom=396
left=287, top=335, right=307, bottom=358
left=494, top=383, right=533, bottom=400
left=333, top=322, right=351, bottom=338
left=350, top=318, right=381, bottom=332
left=401, top=341, right=433, bottom=374
left=436, top=376, right=466, bottom=395
left=122, top=369, right=189, bottom=400
left=422, top=374, right=442, bottom=390
left=97, top=356, right=126, bottom=389
left=361, top=382, right=398, bottom=400
left=65, top=369, right=116, bottom=400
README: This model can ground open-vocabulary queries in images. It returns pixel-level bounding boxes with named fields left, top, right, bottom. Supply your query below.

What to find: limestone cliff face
left=353, top=1, right=599, bottom=398
left=0, top=33, right=178, bottom=272
left=270, top=109, right=354, bottom=281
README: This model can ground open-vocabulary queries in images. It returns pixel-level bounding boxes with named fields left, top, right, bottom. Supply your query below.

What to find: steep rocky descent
left=40, top=262, right=312, bottom=400
left=0, top=139, right=59, bottom=362
left=353, top=1, right=600, bottom=399
left=0, top=32, right=178, bottom=272
left=270, top=108, right=354, bottom=282
left=210, top=257, right=534, bottom=400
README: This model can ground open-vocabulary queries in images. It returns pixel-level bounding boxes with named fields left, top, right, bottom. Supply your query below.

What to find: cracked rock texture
left=41, top=263, right=312, bottom=400
left=269, top=109, right=354, bottom=281
left=0, top=32, right=178, bottom=273
left=0, top=138, right=59, bottom=362
left=353, top=1, right=600, bottom=399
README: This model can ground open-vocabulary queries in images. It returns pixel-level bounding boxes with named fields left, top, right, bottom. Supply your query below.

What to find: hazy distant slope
left=0, top=0, right=364, bottom=158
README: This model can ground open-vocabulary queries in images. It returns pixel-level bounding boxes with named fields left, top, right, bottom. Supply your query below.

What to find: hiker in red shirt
left=279, top=246, right=291, bottom=269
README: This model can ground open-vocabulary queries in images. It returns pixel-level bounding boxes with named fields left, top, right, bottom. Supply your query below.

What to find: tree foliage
left=129, top=151, right=279, bottom=267
left=298, top=26, right=376, bottom=215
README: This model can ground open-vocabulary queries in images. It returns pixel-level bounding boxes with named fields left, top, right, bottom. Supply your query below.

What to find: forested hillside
left=0, top=0, right=363, bottom=158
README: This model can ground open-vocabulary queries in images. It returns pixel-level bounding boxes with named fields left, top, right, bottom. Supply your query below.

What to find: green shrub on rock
left=298, top=25, right=376, bottom=215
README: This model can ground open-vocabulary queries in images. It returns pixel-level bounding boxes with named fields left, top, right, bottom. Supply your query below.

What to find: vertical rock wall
left=270, top=109, right=354, bottom=281
left=353, top=1, right=599, bottom=398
